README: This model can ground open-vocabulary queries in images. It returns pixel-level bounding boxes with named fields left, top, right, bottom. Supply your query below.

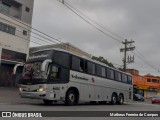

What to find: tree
left=91, top=56, right=114, bottom=68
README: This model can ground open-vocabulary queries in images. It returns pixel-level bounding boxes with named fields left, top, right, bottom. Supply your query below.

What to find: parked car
left=151, top=95, right=160, bottom=104
left=133, top=93, right=144, bottom=101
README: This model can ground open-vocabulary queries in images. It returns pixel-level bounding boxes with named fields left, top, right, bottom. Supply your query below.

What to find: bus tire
left=98, top=101, right=106, bottom=105
left=65, top=90, right=77, bottom=106
left=43, top=100, right=53, bottom=105
left=111, top=93, right=117, bottom=105
left=118, top=94, right=124, bottom=105
left=90, top=101, right=97, bottom=105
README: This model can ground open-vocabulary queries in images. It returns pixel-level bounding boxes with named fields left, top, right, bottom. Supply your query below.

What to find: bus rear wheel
left=118, top=94, right=124, bottom=105
left=65, top=90, right=77, bottom=106
left=43, top=100, right=53, bottom=105
left=111, top=94, right=117, bottom=105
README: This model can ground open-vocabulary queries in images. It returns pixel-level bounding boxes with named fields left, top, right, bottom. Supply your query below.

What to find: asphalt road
left=0, top=87, right=160, bottom=120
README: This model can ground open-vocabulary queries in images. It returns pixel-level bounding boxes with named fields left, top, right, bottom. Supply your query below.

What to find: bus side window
left=107, top=68, right=114, bottom=80
left=122, top=74, right=127, bottom=83
left=115, top=72, right=122, bottom=81
left=72, top=56, right=80, bottom=71
left=54, top=52, right=70, bottom=68
left=87, top=62, right=95, bottom=74
left=49, top=65, right=61, bottom=80
left=96, top=64, right=102, bottom=77
left=80, top=59, right=87, bottom=72
left=102, top=67, right=106, bottom=77
left=127, top=76, right=132, bottom=84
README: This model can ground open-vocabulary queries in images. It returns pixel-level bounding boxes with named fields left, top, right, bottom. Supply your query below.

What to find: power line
left=64, top=1, right=125, bottom=41
left=58, top=0, right=122, bottom=43
left=0, top=15, right=63, bottom=44
left=15, top=34, right=42, bottom=46
left=16, top=29, right=62, bottom=46
left=1, top=19, right=91, bottom=55
left=0, top=15, right=88, bottom=54
left=132, top=51, right=159, bottom=73
left=0, top=16, right=70, bottom=48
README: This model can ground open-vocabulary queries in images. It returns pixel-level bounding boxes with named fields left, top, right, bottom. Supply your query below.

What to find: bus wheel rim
left=69, top=93, right=75, bottom=103
left=120, top=97, right=123, bottom=103
left=113, top=96, right=116, bottom=103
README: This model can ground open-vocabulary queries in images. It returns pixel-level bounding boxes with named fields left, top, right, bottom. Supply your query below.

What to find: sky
left=31, top=0, right=160, bottom=76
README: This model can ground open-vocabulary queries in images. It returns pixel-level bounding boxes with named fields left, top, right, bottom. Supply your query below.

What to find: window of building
left=147, top=79, right=151, bottom=82
left=8, top=24, right=15, bottom=35
left=152, top=79, right=158, bottom=83
left=139, top=77, right=142, bottom=80
left=2, top=0, right=11, bottom=7
left=25, top=7, right=30, bottom=12
left=23, top=30, right=27, bottom=35
left=87, top=62, right=95, bottom=75
left=54, top=52, right=70, bottom=68
left=0, top=22, right=15, bottom=35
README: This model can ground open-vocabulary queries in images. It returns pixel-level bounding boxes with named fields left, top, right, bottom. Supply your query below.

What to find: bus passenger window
left=96, top=65, right=102, bottom=76
left=122, top=74, right=127, bottom=83
left=49, top=66, right=60, bottom=80
left=79, top=59, right=87, bottom=72
left=72, top=56, right=80, bottom=71
left=87, top=62, right=95, bottom=74
left=115, top=72, right=121, bottom=81
left=127, top=76, right=132, bottom=84
left=102, top=67, right=106, bottom=77
left=107, top=68, right=114, bottom=79
left=54, top=52, right=70, bottom=68
left=80, top=60, right=84, bottom=71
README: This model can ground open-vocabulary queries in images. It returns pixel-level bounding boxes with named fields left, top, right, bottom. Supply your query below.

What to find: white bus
left=14, top=48, right=133, bottom=105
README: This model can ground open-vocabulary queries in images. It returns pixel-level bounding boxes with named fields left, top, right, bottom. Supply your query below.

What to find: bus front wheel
left=65, top=90, right=77, bottom=106
left=43, top=100, right=53, bottom=105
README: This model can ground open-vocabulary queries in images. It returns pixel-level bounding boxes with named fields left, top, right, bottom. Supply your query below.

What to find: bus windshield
left=23, top=62, right=44, bottom=79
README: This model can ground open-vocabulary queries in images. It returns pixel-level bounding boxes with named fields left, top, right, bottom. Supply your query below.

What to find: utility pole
left=120, top=39, right=135, bottom=71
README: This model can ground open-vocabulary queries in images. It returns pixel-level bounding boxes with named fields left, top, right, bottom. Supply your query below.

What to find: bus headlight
left=19, top=87, right=23, bottom=92
left=37, top=87, right=45, bottom=92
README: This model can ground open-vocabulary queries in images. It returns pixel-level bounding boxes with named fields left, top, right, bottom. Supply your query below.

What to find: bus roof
left=31, top=48, right=132, bottom=76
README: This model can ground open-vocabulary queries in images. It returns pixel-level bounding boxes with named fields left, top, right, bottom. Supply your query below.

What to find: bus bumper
left=19, top=91, right=47, bottom=99
left=19, top=90, right=65, bottom=101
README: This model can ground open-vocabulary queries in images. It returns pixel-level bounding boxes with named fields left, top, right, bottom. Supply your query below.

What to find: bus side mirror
left=41, top=59, right=52, bottom=72
left=13, top=63, right=25, bottom=74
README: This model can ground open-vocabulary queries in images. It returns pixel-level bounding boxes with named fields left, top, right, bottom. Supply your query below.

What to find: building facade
left=126, top=69, right=160, bottom=98
left=0, top=0, right=34, bottom=87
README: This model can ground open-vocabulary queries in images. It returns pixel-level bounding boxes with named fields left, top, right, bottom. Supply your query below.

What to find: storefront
left=0, top=48, right=26, bottom=87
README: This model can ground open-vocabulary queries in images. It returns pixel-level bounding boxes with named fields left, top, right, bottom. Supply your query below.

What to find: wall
left=15, top=0, right=34, bottom=24
left=0, top=13, right=31, bottom=56
left=0, top=0, right=34, bottom=87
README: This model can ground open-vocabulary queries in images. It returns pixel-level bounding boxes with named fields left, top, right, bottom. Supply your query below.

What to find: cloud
left=31, top=0, right=160, bottom=75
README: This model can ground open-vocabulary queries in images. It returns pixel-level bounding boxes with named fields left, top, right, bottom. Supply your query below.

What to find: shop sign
left=137, top=86, right=149, bottom=90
